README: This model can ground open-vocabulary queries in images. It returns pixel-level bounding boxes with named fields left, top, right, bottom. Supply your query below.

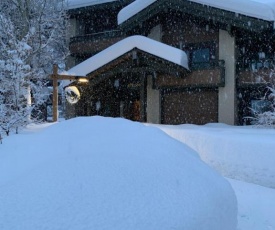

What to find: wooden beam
left=49, top=74, right=83, bottom=81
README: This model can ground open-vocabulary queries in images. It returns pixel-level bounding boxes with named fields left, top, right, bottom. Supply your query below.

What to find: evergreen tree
left=0, top=0, right=69, bottom=135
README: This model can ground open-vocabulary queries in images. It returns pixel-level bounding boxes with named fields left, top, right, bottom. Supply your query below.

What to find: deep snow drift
left=0, top=117, right=237, bottom=230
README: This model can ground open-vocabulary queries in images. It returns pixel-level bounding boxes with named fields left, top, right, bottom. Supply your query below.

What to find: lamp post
left=50, top=64, right=88, bottom=122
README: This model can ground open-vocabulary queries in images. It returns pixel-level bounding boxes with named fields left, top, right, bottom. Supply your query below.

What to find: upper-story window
left=182, top=42, right=217, bottom=69
left=192, top=48, right=210, bottom=63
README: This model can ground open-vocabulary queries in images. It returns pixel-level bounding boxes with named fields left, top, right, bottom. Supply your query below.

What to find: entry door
left=123, top=98, right=141, bottom=121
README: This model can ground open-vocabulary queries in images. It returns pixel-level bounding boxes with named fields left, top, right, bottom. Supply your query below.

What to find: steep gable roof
left=64, top=35, right=189, bottom=77
left=118, top=0, right=275, bottom=24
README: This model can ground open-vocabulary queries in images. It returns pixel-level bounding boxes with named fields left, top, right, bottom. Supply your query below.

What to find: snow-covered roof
left=118, top=0, right=275, bottom=25
left=64, top=35, right=189, bottom=77
left=67, top=0, right=117, bottom=10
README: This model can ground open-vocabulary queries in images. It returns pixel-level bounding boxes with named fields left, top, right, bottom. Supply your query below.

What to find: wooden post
left=50, top=65, right=88, bottom=122
left=52, top=64, right=58, bottom=122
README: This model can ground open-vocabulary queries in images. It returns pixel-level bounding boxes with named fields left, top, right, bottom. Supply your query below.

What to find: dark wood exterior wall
left=161, top=13, right=219, bottom=50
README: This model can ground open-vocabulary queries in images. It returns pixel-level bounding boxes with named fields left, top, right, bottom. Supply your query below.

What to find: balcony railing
left=70, top=30, right=126, bottom=44
left=155, top=60, right=225, bottom=88
left=237, top=59, right=275, bottom=86
left=190, top=59, right=225, bottom=70
left=69, top=30, right=126, bottom=56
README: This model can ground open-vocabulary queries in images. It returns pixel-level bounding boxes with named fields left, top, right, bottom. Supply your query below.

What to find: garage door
left=161, top=88, right=218, bottom=125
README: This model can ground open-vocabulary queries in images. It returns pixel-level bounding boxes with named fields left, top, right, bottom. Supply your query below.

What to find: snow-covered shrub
left=252, top=111, right=275, bottom=127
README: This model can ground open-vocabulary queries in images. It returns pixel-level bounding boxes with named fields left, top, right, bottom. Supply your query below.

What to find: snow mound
left=0, top=117, right=237, bottom=230
left=153, top=124, right=275, bottom=188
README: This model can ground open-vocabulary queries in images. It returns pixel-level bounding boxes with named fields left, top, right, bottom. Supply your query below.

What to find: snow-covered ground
left=149, top=123, right=275, bottom=230
left=150, top=123, right=275, bottom=188
left=0, top=116, right=275, bottom=230
left=228, top=178, right=275, bottom=230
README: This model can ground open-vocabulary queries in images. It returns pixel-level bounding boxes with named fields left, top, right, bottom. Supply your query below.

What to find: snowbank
left=152, top=123, right=275, bottom=188
left=118, top=0, right=275, bottom=25
left=0, top=117, right=237, bottom=230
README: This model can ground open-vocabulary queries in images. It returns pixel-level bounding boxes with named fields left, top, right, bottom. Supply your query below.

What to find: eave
left=68, top=0, right=134, bottom=17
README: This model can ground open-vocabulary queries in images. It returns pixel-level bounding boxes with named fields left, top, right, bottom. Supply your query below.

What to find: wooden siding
left=162, top=14, right=219, bottom=49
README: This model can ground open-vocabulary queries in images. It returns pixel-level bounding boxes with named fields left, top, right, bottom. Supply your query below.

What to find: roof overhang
left=63, top=35, right=189, bottom=87
left=118, top=0, right=275, bottom=33
left=88, top=48, right=189, bottom=86
left=67, top=0, right=134, bottom=16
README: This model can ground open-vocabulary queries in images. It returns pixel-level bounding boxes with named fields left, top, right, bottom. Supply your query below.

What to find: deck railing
left=70, top=30, right=125, bottom=45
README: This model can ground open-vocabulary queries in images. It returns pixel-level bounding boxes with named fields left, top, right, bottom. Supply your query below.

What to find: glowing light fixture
left=65, top=86, right=81, bottom=104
